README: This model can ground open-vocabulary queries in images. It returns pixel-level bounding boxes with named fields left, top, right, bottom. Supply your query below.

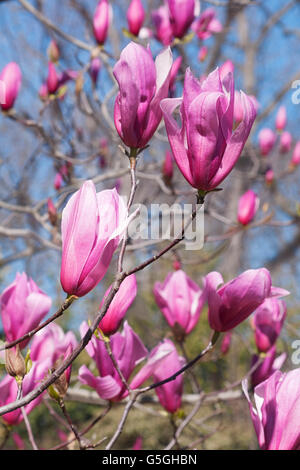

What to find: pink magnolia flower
left=60, top=180, right=128, bottom=297
left=167, top=0, right=195, bottom=39
left=203, top=268, right=289, bottom=332
left=0, top=272, right=52, bottom=349
left=78, top=321, right=147, bottom=401
left=113, top=42, right=173, bottom=150
left=89, top=58, right=102, bottom=85
left=162, top=149, right=174, bottom=182
left=243, top=368, right=300, bottom=450
left=93, top=0, right=110, bottom=45
left=47, top=62, right=59, bottom=94
left=0, top=62, right=22, bottom=111
left=192, top=8, right=222, bottom=40
left=131, top=339, right=185, bottom=413
left=98, top=274, right=137, bottom=336
left=154, top=270, right=204, bottom=339
left=237, top=189, right=259, bottom=226
left=152, top=5, right=173, bottom=46
left=258, top=128, right=276, bottom=156
left=291, top=141, right=300, bottom=166
left=54, top=171, right=63, bottom=190
left=279, top=131, right=292, bottom=154
left=0, top=360, right=50, bottom=426
left=253, top=298, right=287, bottom=353
left=30, top=322, right=77, bottom=365
left=127, top=0, right=145, bottom=37
left=250, top=346, right=286, bottom=388
left=275, top=105, right=287, bottom=132
left=161, top=67, right=256, bottom=192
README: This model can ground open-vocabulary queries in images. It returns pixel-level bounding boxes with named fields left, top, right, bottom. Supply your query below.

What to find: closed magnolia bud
left=93, top=0, right=110, bottom=45
left=127, top=0, right=145, bottom=37
left=0, top=62, right=22, bottom=111
left=47, top=40, right=60, bottom=63
left=47, top=62, right=59, bottom=94
left=279, top=131, right=292, bottom=154
left=258, top=128, right=276, bottom=156
left=291, top=141, right=300, bottom=166
left=237, top=190, right=259, bottom=226
left=5, top=346, right=26, bottom=380
left=275, top=105, right=287, bottom=132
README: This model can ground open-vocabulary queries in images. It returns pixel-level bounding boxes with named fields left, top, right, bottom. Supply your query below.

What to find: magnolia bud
left=47, top=40, right=60, bottom=63
left=5, top=345, right=26, bottom=380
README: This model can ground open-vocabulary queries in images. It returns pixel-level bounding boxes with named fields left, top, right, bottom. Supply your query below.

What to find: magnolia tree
left=0, top=0, right=299, bottom=451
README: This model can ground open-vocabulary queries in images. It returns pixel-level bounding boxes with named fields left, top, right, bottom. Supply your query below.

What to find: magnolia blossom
left=131, top=339, right=185, bottom=413
left=253, top=298, right=287, bottom=353
left=98, top=274, right=137, bottom=336
left=127, top=0, right=145, bottom=36
left=237, top=190, right=259, bottom=226
left=167, top=0, right=195, bottom=39
left=204, top=268, right=289, bottom=332
left=291, top=141, right=300, bottom=166
left=275, top=105, right=287, bottom=131
left=78, top=321, right=148, bottom=401
left=154, top=270, right=204, bottom=339
left=243, top=369, right=300, bottom=450
left=0, top=62, right=22, bottom=111
left=89, top=58, right=102, bottom=84
left=60, top=180, right=128, bottom=297
left=161, top=67, right=256, bottom=192
left=93, top=0, right=110, bottom=45
left=279, top=131, right=292, bottom=154
left=0, top=272, right=52, bottom=349
left=0, top=360, right=50, bottom=426
left=192, top=8, right=222, bottom=40
left=113, top=42, right=173, bottom=149
left=30, top=322, right=77, bottom=365
left=47, top=62, right=59, bottom=94
left=152, top=5, right=173, bottom=46
left=250, top=346, right=286, bottom=388
left=258, top=128, right=276, bottom=156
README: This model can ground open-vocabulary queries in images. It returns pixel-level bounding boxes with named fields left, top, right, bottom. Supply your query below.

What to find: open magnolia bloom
left=160, top=66, right=257, bottom=192
left=243, top=369, right=300, bottom=450
left=203, top=268, right=289, bottom=332
left=0, top=272, right=52, bottom=349
left=113, top=42, right=173, bottom=149
left=153, top=269, right=204, bottom=339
